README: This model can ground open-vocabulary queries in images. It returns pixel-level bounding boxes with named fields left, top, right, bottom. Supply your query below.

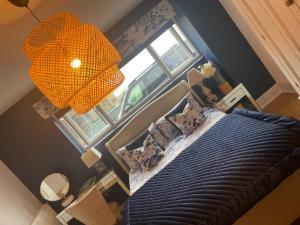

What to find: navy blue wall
left=0, top=89, right=96, bottom=216
left=172, top=0, right=275, bottom=98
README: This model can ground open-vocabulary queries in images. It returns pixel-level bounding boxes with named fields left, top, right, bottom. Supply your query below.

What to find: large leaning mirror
left=40, top=173, right=74, bottom=207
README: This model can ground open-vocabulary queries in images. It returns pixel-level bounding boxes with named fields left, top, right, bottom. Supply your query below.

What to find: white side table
left=215, top=83, right=262, bottom=112
left=56, top=171, right=129, bottom=224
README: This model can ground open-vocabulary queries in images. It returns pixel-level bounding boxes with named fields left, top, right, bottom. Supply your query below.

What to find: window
left=57, top=24, right=200, bottom=149
left=63, top=109, right=110, bottom=144
left=150, top=29, right=192, bottom=74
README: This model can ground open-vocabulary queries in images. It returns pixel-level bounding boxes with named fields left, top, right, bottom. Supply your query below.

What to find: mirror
left=40, top=173, right=74, bottom=207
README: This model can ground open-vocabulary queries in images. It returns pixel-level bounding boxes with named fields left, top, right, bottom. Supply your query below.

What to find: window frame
left=55, top=23, right=200, bottom=151
left=63, top=109, right=111, bottom=144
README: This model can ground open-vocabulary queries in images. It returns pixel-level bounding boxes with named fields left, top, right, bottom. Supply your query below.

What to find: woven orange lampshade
left=24, top=12, right=124, bottom=114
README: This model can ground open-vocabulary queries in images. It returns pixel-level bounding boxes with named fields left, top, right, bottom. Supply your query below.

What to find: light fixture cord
left=26, top=5, right=41, bottom=23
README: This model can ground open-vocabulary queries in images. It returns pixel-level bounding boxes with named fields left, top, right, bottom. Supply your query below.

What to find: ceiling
left=0, top=0, right=143, bottom=115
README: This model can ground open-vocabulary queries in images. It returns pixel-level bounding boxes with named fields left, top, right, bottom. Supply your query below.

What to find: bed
left=105, top=81, right=300, bottom=225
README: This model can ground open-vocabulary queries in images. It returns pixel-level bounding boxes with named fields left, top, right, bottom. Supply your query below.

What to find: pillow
left=132, top=135, right=164, bottom=171
left=126, top=130, right=149, bottom=151
left=148, top=117, right=181, bottom=149
left=168, top=94, right=204, bottom=136
left=116, top=147, right=141, bottom=171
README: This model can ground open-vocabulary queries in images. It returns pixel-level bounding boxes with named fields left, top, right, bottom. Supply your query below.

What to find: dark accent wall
left=175, top=12, right=235, bottom=88
left=0, top=89, right=96, bottom=213
left=171, top=0, right=275, bottom=99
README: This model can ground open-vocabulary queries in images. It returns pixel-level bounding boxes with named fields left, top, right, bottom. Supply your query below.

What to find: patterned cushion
left=168, top=95, right=204, bottom=136
left=116, top=147, right=141, bottom=171
left=132, top=135, right=164, bottom=171
left=148, top=117, right=181, bottom=149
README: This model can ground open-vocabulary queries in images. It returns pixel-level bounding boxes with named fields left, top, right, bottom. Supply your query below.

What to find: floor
left=263, top=93, right=300, bottom=120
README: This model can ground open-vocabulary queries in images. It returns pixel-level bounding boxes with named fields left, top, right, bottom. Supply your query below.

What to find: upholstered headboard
left=105, top=80, right=202, bottom=173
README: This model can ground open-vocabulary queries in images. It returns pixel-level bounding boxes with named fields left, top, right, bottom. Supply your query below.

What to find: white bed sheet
left=129, top=109, right=226, bottom=195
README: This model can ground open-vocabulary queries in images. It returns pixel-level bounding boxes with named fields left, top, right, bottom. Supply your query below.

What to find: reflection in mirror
left=40, top=173, right=74, bottom=207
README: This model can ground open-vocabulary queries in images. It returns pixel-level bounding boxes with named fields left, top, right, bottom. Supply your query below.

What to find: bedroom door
left=244, top=0, right=300, bottom=94
left=221, top=0, right=300, bottom=96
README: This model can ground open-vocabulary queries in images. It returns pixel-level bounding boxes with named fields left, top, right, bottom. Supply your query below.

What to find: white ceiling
left=0, top=0, right=143, bottom=115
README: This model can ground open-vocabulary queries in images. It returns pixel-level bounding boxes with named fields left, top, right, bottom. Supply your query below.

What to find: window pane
left=58, top=117, right=88, bottom=148
left=172, top=24, right=198, bottom=55
left=98, top=49, right=168, bottom=121
left=128, top=83, right=143, bottom=106
left=98, top=94, right=121, bottom=123
left=64, top=109, right=110, bottom=142
left=150, top=29, right=192, bottom=74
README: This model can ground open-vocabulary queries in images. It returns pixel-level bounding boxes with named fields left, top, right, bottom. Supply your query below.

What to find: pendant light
left=10, top=0, right=125, bottom=114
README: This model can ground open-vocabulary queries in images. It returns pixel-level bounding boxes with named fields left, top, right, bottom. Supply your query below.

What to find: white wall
left=0, top=160, right=41, bottom=225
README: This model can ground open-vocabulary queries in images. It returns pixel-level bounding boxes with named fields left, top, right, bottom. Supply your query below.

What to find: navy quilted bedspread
left=123, top=110, right=300, bottom=225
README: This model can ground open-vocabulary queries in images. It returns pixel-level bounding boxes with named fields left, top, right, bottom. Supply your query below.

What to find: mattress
left=129, top=109, right=226, bottom=195
left=124, top=110, right=300, bottom=225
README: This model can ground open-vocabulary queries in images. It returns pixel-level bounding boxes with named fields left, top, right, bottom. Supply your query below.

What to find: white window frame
left=55, top=23, right=201, bottom=151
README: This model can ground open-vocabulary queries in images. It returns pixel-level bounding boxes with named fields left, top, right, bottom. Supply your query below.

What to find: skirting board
left=256, top=83, right=295, bottom=109
left=278, top=83, right=295, bottom=93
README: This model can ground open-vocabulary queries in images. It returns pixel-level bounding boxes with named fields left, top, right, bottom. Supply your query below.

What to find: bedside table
left=56, top=171, right=129, bottom=225
left=215, top=83, right=262, bottom=112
